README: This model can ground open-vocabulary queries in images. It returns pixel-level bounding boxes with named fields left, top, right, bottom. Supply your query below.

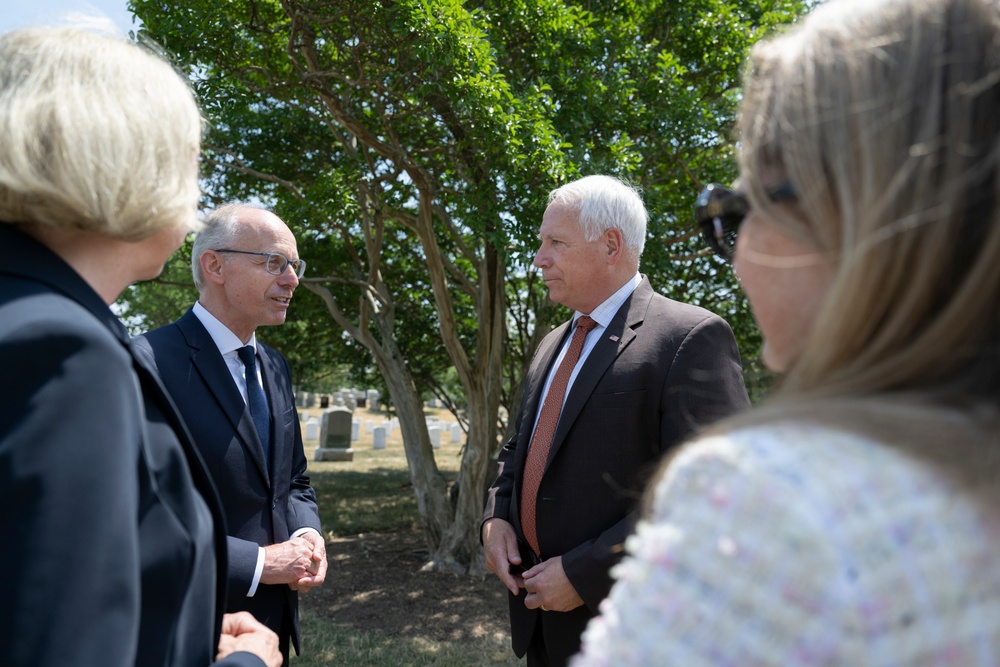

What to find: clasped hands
left=261, top=531, right=328, bottom=592
left=482, top=518, right=584, bottom=613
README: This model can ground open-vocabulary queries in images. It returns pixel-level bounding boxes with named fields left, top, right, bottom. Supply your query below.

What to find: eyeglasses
left=695, top=182, right=798, bottom=261
left=213, top=249, right=307, bottom=278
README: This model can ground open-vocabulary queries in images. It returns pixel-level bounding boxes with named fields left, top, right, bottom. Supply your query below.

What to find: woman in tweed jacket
left=573, top=0, right=1000, bottom=664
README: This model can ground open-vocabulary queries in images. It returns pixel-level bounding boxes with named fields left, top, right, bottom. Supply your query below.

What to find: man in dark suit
left=482, top=175, right=750, bottom=666
left=134, top=203, right=326, bottom=665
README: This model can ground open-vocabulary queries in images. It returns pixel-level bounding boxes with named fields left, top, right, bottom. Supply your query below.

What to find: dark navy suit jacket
left=135, top=309, right=321, bottom=653
left=483, top=277, right=750, bottom=660
left=0, top=225, right=262, bottom=667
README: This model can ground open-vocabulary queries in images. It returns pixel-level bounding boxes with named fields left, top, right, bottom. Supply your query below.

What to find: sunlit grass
left=290, top=612, right=520, bottom=667
left=291, top=406, right=518, bottom=666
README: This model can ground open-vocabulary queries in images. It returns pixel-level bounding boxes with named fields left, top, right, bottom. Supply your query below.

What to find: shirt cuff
left=247, top=547, right=265, bottom=597
left=291, top=527, right=321, bottom=540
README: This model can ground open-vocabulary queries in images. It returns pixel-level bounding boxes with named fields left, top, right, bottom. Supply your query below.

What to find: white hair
left=547, top=175, right=648, bottom=264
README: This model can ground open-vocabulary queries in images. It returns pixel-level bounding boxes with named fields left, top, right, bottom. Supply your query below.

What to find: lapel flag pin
left=609, top=335, right=620, bottom=342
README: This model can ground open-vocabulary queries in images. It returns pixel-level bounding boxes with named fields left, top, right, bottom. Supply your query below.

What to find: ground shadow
left=304, top=531, right=511, bottom=643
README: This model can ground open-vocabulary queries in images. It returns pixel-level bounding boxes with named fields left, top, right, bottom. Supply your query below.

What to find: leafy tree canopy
left=123, top=0, right=805, bottom=569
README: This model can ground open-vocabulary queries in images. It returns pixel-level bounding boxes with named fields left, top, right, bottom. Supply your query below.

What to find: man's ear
left=200, top=250, right=226, bottom=284
left=604, top=228, right=625, bottom=265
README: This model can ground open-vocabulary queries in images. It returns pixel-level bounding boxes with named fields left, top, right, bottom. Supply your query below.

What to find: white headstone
left=450, top=423, right=462, bottom=441
left=429, top=426, right=441, bottom=449
left=351, top=418, right=360, bottom=442
left=365, top=419, right=374, bottom=435
left=373, top=425, right=387, bottom=450
left=305, top=417, right=319, bottom=441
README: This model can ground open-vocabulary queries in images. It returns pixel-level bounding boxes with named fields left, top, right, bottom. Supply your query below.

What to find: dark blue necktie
left=237, top=345, right=271, bottom=463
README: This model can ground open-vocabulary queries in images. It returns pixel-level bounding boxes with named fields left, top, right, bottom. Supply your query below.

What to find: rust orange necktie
left=520, top=315, right=598, bottom=557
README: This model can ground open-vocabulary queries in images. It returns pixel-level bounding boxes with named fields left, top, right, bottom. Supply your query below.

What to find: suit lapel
left=177, top=311, right=271, bottom=485
left=543, top=279, right=653, bottom=469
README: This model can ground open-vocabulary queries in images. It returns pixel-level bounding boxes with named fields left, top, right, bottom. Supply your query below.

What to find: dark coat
left=0, top=224, right=262, bottom=667
left=483, top=277, right=750, bottom=661
left=134, top=309, right=321, bottom=653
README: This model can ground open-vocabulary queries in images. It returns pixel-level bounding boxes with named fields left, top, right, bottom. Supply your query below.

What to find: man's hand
left=260, top=536, right=318, bottom=587
left=482, top=518, right=523, bottom=595
left=217, top=611, right=281, bottom=667
left=521, top=556, right=584, bottom=612
left=290, top=530, right=327, bottom=592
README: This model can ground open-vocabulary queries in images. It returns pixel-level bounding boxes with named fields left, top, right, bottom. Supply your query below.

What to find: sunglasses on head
left=695, top=182, right=798, bottom=261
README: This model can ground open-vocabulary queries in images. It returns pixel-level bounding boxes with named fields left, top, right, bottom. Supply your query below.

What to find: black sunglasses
left=695, top=182, right=798, bottom=261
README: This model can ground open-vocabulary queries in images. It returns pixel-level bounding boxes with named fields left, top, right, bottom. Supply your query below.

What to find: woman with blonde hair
left=0, top=26, right=279, bottom=667
left=572, top=0, right=1000, bottom=663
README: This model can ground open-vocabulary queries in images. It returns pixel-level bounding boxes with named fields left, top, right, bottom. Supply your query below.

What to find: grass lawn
left=290, top=406, right=521, bottom=667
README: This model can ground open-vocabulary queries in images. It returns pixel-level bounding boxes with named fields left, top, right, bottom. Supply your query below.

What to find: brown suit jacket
left=483, top=277, right=750, bottom=660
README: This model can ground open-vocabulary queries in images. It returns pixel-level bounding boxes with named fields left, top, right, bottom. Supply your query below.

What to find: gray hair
left=547, top=175, right=648, bottom=264
left=0, top=27, right=202, bottom=240
left=191, top=202, right=268, bottom=291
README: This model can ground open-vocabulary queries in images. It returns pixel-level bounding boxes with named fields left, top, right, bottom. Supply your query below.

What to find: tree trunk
left=374, top=351, right=451, bottom=553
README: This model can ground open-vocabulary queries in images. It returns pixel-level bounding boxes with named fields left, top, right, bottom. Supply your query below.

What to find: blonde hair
left=0, top=27, right=202, bottom=241
left=739, top=0, right=1000, bottom=401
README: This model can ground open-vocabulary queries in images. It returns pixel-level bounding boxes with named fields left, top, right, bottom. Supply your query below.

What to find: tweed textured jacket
left=573, top=421, right=1000, bottom=666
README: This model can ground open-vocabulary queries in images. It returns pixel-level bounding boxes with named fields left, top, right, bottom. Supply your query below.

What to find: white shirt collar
left=192, top=301, right=257, bottom=356
left=573, top=272, right=642, bottom=329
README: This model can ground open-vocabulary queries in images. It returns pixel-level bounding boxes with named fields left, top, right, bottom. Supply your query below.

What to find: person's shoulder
left=131, top=314, right=199, bottom=380
left=135, top=310, right=195, bottom=351
left=657, top=421, right=903, bottom=516
left=1, top=285, right=123, bottom=353
left=639, top=293, right=735, bottom=345
left=1, top=287, right=135, bottom=396
left=639, top=421, right=886, bottom=542
left=675, top=421, right=880, bottom=474
left=648, top=290, right=724, bottom=323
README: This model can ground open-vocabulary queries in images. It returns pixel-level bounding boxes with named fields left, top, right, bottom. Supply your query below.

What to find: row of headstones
left=295, top=388, right=381, bottom=412
left=305, top=408, right=464, bottom=460
left=424, top=417, right=464, bottom=449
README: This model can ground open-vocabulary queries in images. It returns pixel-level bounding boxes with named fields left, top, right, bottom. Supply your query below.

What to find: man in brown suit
left=482, top=175, right=750, bottom=666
